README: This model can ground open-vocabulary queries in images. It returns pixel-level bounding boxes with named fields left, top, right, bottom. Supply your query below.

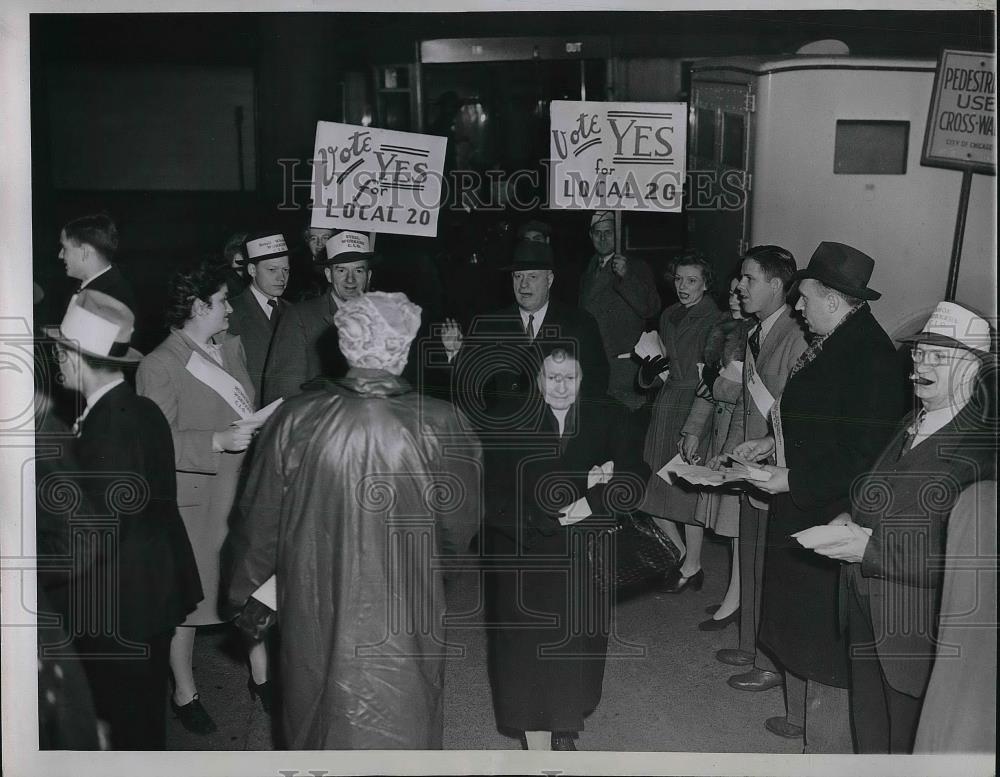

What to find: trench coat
left=758, top=305, right=905, bottom=686
left=226, top=372, right=481, bottom=749
left=484, top=394, right=648, bottom=733
left=137, top=329, right=254, bottom=625
left=639, top=295, right=723, bottom=522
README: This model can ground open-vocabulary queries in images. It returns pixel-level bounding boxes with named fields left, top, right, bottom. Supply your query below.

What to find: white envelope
left=587, top=460, right=615, bottom=489
left=558, top=496, right=592, bottom=526
left=250, top=574, right=277, bottom=610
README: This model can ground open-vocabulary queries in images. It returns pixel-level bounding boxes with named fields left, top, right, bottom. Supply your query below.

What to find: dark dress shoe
left=705, top=604, right=720, bottom=615
left=660, top=567, right=704, bottom=593
left=727, top=668, right=783, bottom=692
left=715, top=648, right=754, bottom=666
left=765, top=716, right=804, bottom=739
left=551, top=732, right=578, bottom=751
left=698, top=610, right=739, bottom=631
left=170, top=693, right=217, bottom=735
left=248, top=678, right=273, bottom=714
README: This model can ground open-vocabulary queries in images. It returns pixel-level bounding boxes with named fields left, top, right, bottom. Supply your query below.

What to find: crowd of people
left=34, top=209, right=996, bottom=755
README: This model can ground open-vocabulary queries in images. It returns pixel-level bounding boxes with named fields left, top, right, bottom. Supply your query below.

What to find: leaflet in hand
left=617, top=330, right=666, bottom=361
left=587, top=460, right=615, bottom=489
left=233, top=397, right=284, bottom=429
left=792, top=524, right=872, bottom=550
left=558, top=460, right=615, bottom=525
left=658, top=453, right=773, bottom=488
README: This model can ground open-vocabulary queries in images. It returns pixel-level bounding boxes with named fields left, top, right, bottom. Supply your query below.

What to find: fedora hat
left=240, top=233, right=289, bottom=265
left=792, top=242, right=881, bottom=301
left=502, top=240, right=555, bottom=271
left=322, top=231, right=377, bottom=266
left=44, top=290, right=143, bottom=364
left=898, top=301, right=995, bottom=355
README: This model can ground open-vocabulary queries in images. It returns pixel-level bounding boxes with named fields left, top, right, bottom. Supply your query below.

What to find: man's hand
left=732, top=436, right=775, bottom=463
left=810, top=519, right=871, bottom=564
left=707, top=454, right=726, bottom=471
left=612, top=254, right=627, bottom=278
left=678, top=433, right=700, bottom=464
left=754, top=465, right=790, bottom=494
left=441, top=318, right=463, bottom=358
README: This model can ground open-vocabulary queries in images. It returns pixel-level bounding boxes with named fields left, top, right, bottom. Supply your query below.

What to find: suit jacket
left=722, top=305, right=808, bottom=453
left=448, top=301, right=609, bottom=429
left=262, top=292, right=348, bottom=404
left=226, top=288, right=290, bottom=402
left=578, top=254, right=661, bottom=410
left=78, top=265, right=137, bottom=316
left=72, top=383, right=202, bottom=640
left=848, top=403, right=997, bottom=698
left=759, top=305, right=906, bottom=686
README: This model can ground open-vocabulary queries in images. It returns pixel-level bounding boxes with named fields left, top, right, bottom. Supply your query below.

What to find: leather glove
left=233, top=597, right=277, bottom=643
left=638, top=355, right=670, bottom=385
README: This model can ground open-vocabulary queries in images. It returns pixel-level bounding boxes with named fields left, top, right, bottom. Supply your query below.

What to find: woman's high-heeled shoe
left=171, top=693, right=217, bottom=735
left=248, top=678, right=273, bottom=714
left=660, top=567, right=704, bottom=593
left=698, top=609, right=739, bottom=631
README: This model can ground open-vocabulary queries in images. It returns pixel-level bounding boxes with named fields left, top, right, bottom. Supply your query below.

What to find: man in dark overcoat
left=45, top=290, right=202, bottom=749
left=809, top=301, right=997, bottom=753
left=227, top=292, right=481, bottom=749
left=737, top=242, right=905, bottom=752
left=438, top=240, right=608, bottom=431
left=225, top=232, right=291, bottom=400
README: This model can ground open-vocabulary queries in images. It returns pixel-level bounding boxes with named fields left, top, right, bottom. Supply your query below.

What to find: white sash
left=770, top=396, right=787, bottom=469
left=185, top=350, right=253, bottom=420
left=745, top=349, right=776, bottom=419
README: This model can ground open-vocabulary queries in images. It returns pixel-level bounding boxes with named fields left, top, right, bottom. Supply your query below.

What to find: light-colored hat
left=44, top=290, right=143, bottom=364
left=324, top=231, right=375, bottom=265
left=590, top=210, right=614, bottom=229
left=333, top=291, right=422, bottom=376
left=242, top=233, right=289, bottom=264
left=898, top=301, right=994, bottom=355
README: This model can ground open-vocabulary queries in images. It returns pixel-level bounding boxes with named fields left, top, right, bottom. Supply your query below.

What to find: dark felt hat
left=792, top=241, right=881, bottom=301
left=502, top=240, right=555, bottom=271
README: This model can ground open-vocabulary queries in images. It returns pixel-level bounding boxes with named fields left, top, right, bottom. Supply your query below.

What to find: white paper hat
left=898, top=301, right=994, bottom=355
left=243, top=234, right=289, bottom=263
left=324, top=231, right=374, bottom=265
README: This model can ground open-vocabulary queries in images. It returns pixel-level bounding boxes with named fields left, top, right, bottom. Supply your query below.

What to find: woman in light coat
left=137, top=259, right=269, bottom=734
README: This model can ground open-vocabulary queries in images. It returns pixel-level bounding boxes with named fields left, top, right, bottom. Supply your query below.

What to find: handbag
left=587, top=512, right=683, bottom=593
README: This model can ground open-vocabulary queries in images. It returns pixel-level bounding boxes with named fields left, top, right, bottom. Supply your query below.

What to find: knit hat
left=334, top=292, right=422, bottom=375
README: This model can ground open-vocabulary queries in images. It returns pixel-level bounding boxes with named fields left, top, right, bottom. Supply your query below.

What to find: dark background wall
left=31, top=11, right=994, bottom=345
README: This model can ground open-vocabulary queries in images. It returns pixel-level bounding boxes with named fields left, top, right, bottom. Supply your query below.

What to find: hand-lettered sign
left=310, top=122, right=448, bottom=237
left=549, top=101, right=687, bottom=211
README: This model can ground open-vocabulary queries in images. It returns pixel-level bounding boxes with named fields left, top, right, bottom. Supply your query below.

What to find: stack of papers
left=658, top=453, right=773, bottom=488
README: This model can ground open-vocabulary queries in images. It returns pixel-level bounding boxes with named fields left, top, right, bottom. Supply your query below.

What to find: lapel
left=79, top=382, right=130, bottom=439
left=756, top=305, right=795, bottom=366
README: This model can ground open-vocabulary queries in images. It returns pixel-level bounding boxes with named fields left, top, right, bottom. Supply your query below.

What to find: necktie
left=899, top=409, right=926, bottom=459
left=749, top=326, right=761, bottom=360
left=525, top=314, right=535, bottom=341
left=267, top=298, right=282, bottom=329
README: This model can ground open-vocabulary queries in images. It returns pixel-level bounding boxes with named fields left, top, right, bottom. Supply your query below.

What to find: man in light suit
left=810, top=301, right=996, bottom=753
left=226, top=232, right=291, bottom=401
left=262, top=231, right=373, bottom=404
left=45, top=290, right=202, bottom=749
left=710, top=245, right=808, bottom=733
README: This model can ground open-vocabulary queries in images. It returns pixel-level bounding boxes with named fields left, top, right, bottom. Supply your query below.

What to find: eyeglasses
left=911, top=348, right=972, bottom=366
